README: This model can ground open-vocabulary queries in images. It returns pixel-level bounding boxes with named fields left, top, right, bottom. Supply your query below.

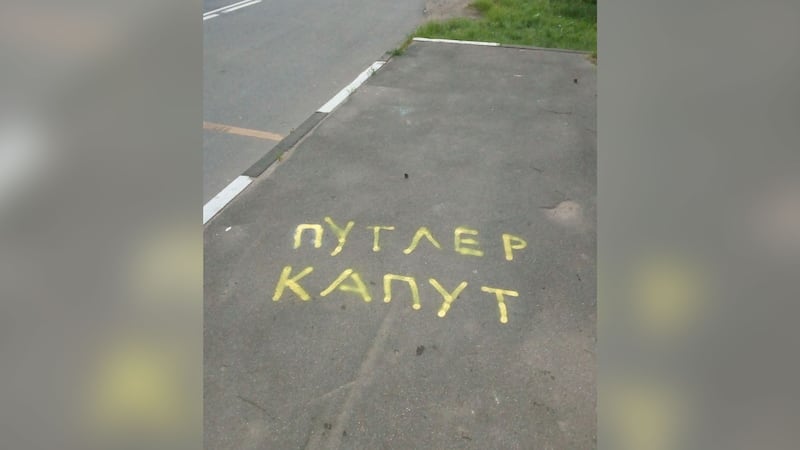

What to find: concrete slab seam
left=203, top=175, right=252, bottom=224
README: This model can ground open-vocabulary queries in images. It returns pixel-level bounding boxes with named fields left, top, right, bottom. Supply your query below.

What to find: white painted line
left=318, top=61, right=385, bottom=113
left=412, top=37, right=500, bottom=47
left=203, top=14, right=219, bottom=21
left=220, top=0, right=261, bottom=14
left=203, top=176, right=252, bottom=224
left=204, top=0, right=255, bottom=16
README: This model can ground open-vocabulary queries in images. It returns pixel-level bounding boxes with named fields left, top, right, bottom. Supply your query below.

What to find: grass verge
left=414, top=0, right=596, bottom=53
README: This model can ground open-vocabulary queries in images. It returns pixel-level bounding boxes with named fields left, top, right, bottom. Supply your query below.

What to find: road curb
left=203, top=59, right=389, bottom=225
left=244, top=60, right=387, bottom=179
left=203, top=38, right=590, bottom=226
left=411, top=37, right=592, bottom=55
left=242, top=112, right=327, bottom=178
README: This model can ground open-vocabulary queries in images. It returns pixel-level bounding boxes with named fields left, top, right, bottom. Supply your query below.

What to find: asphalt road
left=204, top=0, right=426, bottom=202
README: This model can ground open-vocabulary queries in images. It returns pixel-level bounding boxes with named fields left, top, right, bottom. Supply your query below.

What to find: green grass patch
left=389, top=35, right=415, bottom=57
left=414, top=0, right=596, bottom=52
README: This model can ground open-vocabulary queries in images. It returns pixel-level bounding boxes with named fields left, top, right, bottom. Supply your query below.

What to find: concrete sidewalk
left=204, top=41, right=596, bottom=449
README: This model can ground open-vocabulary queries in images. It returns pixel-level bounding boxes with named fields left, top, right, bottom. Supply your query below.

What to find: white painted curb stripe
left=203, top=14, right=219, bottom=21
left=204, top=60, right=384, bottom=224
left=412, top=37, right=500, bottom=47
left=204, top=0, right=256, bottom=16
left=203, top=176, right=252, bottom=224
left=220, top=0, right=261, bottom=14
left=318, top=61, right=385, bottom=113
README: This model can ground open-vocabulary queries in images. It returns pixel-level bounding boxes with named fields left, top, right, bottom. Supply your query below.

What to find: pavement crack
left=542, top=108, right=573, bottom=115
left=305, top=381, right=356, bottom=407
left=304, top=303, right=399, bottom=450
left=237, top=395, right=268, bottom=415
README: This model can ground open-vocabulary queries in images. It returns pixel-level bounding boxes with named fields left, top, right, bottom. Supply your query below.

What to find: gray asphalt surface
left=205, top=41, right=596, bottom=449
left=204, top=0, right=426, bottom=202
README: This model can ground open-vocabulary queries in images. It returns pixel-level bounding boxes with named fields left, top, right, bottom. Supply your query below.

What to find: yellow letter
left=319, top=268, right=372, bottom=302
left=293, top=224, right=323, bottom=249
left=324, top=217, right=355, bottom=256
left=273, top=266, right=314, bottom=301
left=481, top=286, right=519, bottom=324
left=402, top=227, right=442, bottom=255
left=502, top=233, right=527, bottom=261
left=383, top=274, right=421, bottom=310
left=454, top=226, right=484, bottom=257
left=429, top=278, right=468, bottom=318
left=367, top=225, right=395, bottom=252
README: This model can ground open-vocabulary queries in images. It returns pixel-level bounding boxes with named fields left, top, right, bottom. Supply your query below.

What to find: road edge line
left=204, top=0, right=255, bottom=16
left=220, top=0, right=262, bottom=14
